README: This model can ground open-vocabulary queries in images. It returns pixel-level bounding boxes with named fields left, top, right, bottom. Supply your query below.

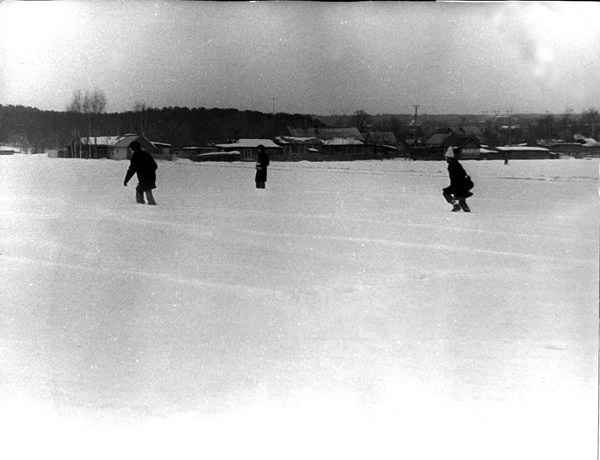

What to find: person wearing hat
left=123, top=140, right=158, bottom=205
left=442, top=146, right=473, bottom=212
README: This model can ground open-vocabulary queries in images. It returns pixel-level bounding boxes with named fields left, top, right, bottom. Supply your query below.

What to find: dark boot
left=145, top=190, right=157, bottom=205
left=458, top=197, right=471, bottom=212
left=442, top=191, right=454, bottom=204
left=136, top=189, right=145, bottom=204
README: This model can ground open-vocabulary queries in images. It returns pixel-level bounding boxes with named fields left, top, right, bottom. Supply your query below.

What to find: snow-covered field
left=1, top=155, right=598, bottom=460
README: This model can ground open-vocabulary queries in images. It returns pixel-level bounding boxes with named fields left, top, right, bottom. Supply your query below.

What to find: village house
left=151, top=141, right=174, bottom=161
left=274, top=136, right=322, bottom=161
left=495, top=145, right=556, bottom=160
left=109, top=135, right=157, bottom=160
left=64, top=134, right=170, bottom=160
left=286, top=126, right=406, bottom=160
left=0, top=146, right=16, bottom=155
left=213, top=139, right=282, bottom=161
left=174, top=146, right=217, bottom=161
left=363, top=131, right=404, bottom=159
left=70, top=135, right=121, bottom=159
left=321, top=137, right=368, bottom=160
left=421, top=127, right=481, bottom=160
left=548, top=141, right=600, bottom=158
left=287, top=126, right=363, bottom=142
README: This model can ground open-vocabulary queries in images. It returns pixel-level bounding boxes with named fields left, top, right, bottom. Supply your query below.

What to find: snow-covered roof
left=287, top=127, right=362, bottom=140
left=496, top=146, right=550, bottom=152
left=198, top=150, right=240, bottom=157
left=322, top=138, right=364, bottom=146
left=80, top=136, right=122, bottom=145
left=425, top=133, right=451, bottom=145
left=275, top=136, right=320, bottom=144
left=582, top=140, right=600, bottom=147
left=215, top=139, right=281, bottom=149
left=112, top=135, right=142, bottom=148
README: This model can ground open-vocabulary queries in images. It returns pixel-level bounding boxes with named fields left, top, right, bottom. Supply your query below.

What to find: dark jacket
left=124, top=149, right=158, bottom=190
left=444, top=158, right=473, bottom=197
left=255, top=150, right=270, bottom=183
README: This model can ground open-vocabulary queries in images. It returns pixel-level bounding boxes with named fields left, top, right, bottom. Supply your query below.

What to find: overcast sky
left=1, top=1, right=599, bottom=116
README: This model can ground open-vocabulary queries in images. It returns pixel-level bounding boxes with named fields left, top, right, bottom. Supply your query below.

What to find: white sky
left=1, top=1, right=600, bottom=115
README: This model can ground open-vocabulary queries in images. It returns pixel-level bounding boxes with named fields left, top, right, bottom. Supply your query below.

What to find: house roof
left=275, top=136, right=321, bottom=144
left=480, top=147, right=498, bottom=154
left=365, top=131, right=398, bottom=145
left=496, top=146, right=549, bottom=152
left=215, top=139, right=281, bottom=149
left=288, top=127, right=363, bottom=140
left=112, top=135, right=143, bottom=148
left=79, top=134, right=150, bottom=148
left=80, top=136, right=122, bottom=146
left=425, top=133, right=451, bottom=145
left=322, top=137, right=364, bottom=146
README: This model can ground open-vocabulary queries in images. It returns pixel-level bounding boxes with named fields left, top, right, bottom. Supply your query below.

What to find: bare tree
left=67, top=89, right=84, bottom=113
left=89, top=90, right=107, bottom=115
left=353, top=110, right=370, bottom=133
left=67, top=89, right=107, bottom=158
left=580, top=108, right=599, bottom=139
left=133, top=101, right=151, bottom=136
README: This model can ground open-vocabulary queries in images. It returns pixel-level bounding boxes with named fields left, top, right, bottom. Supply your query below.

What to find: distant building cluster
left=45, top=126, right=407, bottom=162
left=6, top=117, right=600, bottom=162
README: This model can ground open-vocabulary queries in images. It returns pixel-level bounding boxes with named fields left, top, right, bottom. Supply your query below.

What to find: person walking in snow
left=123, top=141, right=158, bottom=205
left=442, top=146, right=473, bottom=212
left=255, top=144, right=270, bottom=189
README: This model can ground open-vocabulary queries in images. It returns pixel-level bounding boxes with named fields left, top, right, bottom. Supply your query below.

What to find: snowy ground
left=1, top=155, right=598, bottom=460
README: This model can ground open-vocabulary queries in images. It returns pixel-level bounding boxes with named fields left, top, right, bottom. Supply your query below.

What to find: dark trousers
left=443, top=190, right=469, bottom=210
left=136, top=185, right=157, bottom=205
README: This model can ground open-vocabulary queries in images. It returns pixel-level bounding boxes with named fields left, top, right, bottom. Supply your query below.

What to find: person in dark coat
left=123, top=141, right=158, bottom=205
left=442, top=147, right=473, bottom=212
left=255, top=144, right=270, bottom=189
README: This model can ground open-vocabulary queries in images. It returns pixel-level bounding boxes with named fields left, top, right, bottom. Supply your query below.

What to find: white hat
left=444, top=147, right=454, bottom=158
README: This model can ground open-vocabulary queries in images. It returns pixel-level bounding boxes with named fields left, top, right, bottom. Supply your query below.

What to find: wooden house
left=274, top=136, right=322, bottom=161
left=110, top=135, right=158, bottom=160
left=214, top=139, right=282, bottom=161
left=363, top=131, right=402, bottom=159
left=287, top=126, right=363, bottom=142
left=0, top=146, right=16, bottom=155
left=321, top=137, right=368, bottom=160
left=175, top=146, right=216, bottom=161
left=495, top=146, right=556, bottom=160
left=422, top=128, right=481, bottom=160
left=548, top=142, right=600, bottom=158
left=66, top=134, right=163, bottom=160
left=74, top=136, right=121, bottom=159
left=151, top=141, right=174, bottom=161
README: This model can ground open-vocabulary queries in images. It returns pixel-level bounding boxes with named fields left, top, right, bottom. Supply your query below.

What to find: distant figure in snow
left=123, top=141, right=158, bottom=205
left=442, top=146, right=473, bottom=212
left=504, top=151, right=509, bottom=165
left=255, top=144, right=270, bottom=189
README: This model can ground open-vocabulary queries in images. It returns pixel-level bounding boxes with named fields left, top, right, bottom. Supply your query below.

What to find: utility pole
left=272, top=97, right=277, bottom=138
left=88, top=111, right=92, bottom=159
left=412, top=105, right=420, bottom=125
left=507, top=109, right=513, bottom=146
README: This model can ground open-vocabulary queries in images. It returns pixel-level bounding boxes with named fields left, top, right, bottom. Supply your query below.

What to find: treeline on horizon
left=0, top=103, right=598, bottom=153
